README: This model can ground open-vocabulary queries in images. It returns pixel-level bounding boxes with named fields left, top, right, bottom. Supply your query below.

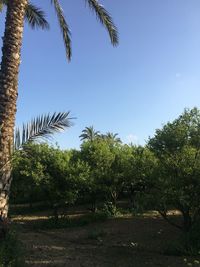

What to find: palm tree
left=79, top=126, right=100, bottom=142
left=102, top=132, right=122, bottom=143
left=0, top=0, right=118, bottom=217
left=0, top=111, right=73, bottom=219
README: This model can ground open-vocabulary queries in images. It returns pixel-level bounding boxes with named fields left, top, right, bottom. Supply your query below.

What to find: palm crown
left=0, top=0, right=118, bottom=60
left=100, top=132, right=122, bottom=143
left=79, top=126, right=100, bottom=142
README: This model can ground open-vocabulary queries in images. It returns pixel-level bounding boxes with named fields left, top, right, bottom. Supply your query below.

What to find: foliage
left=11, top=129, right=158, bottom=216
left=11, top=109, right=200, bottom=236
left=119, top=145, right=156, bottom=212
left=102, top=201, right=118, bottom=217
left=11, top=148, right=45, bottom=205
left=80, top=138, right=115, bottom=210
left=10, top=112, right=73, bottom=208
left=9, top=107, right=200, bottom=257
left=148, top=108, right=200, bottom=233
left=12, top=143, right=80, bottom=218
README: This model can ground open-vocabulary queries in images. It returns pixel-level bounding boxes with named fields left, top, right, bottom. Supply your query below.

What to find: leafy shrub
left=102, top=201, right=118, bottom=217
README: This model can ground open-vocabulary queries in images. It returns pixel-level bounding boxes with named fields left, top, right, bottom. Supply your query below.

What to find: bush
left=0, top=232, right=25, bottom=267
left=102, top=202, right=118, bottom=217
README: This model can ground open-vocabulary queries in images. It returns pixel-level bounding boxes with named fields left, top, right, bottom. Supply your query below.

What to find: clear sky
left=0, top=0, right=200, bottom=149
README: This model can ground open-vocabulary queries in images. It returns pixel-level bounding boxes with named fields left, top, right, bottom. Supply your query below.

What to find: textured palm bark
left=0, top=0, right=27, bottom=218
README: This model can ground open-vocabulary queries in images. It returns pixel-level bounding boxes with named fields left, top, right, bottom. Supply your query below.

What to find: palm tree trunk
left=0, top=0, right=27, bottom=219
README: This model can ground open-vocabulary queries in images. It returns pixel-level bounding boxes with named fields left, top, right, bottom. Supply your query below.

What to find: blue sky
left=1, top=0, right=200, bottom=148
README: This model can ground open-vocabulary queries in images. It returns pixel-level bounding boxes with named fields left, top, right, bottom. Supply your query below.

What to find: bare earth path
left=13, top=212, right=199, bottom=267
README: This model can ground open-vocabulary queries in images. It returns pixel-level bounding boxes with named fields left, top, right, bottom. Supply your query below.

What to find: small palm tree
left=0, top=111, right=73, bottom=219
left=79, top=126, right=100, bottom=142
left=102, top=132, right=122, bottom=144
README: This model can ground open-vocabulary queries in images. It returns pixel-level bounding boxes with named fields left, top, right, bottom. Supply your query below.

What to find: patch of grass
left=0, top=231, right=25, bottom=267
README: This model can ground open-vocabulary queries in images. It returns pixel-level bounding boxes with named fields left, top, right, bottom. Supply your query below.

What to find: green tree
left=35, top=145, right=75, bottom=219
left=102, top=143, right=128, bottom=208
left=11, top=147, right=45, bottom=207
left=148, top=107, right=200, bottom=232
left=12, top=144, right=81, bottom=220
left=69, top=149, right=91, bottom=204
left=81, top=138, right=115, bottom=211
left=0, top=0, right=118, bottom=217
left=124, top=145, right=156, bottom=211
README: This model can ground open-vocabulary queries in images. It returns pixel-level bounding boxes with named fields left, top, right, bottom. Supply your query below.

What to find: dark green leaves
left=25, top=3, right=49, bottom=30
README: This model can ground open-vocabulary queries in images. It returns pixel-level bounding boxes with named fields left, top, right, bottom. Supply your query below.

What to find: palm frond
left=51, top=0, right=72, bottom=60
left=14, top=112, right=74, bottom=150
left=25, top=3, right=49, bottom=30
left=0, top=0, right=49, bottom=29
left=85, top=0, right=118, bottom=46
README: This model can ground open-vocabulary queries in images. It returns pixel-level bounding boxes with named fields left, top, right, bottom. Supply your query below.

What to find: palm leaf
left=14, top=112, right=74, bottom=150
left=85, top=0, right=118, bottom=46
left=25, top=3, right=49, bottom=29
left=0, top=0, right=49, bottom=30
left=51, top=0, right=72, bottom=60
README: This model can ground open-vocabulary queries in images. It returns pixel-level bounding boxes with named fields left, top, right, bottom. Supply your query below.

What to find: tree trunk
left=111, top=190, right=117, bottom=208
left=0, top=0, right=27, bottom=219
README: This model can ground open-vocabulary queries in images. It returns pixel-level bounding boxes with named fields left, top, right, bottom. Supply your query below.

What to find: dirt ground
left=13, top=211, right=200, bottom=267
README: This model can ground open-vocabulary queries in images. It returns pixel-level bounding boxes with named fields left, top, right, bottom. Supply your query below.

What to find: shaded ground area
left=12, top=209, right=199, bottom=267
